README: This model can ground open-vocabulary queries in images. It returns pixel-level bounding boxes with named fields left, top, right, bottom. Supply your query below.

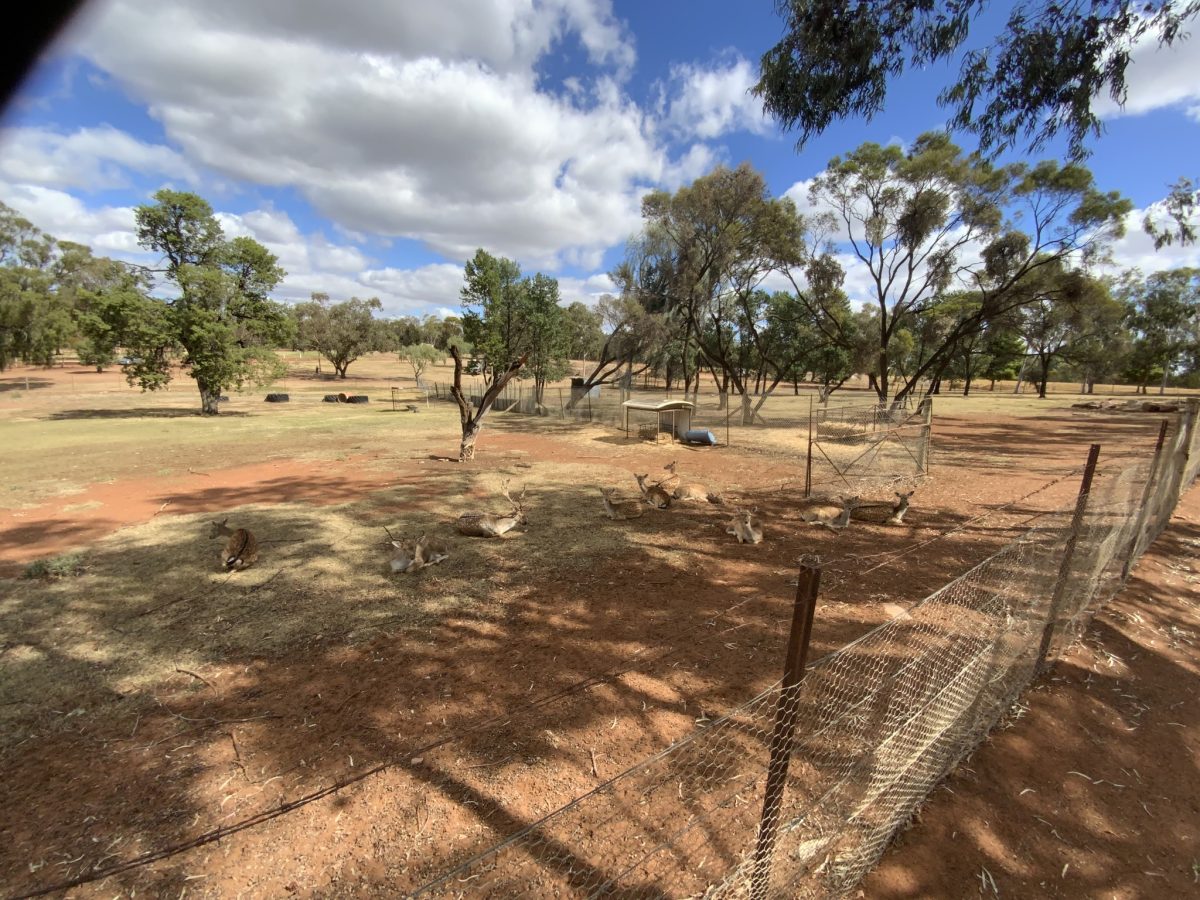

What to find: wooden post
left=1121, top=419, right=1170, bottom=580
left=804, top=394, right=814, bottom=498
left=726, top=393, right=731, bottom=448
left=1036, top=443, right=1101, bottom=672
left=750, top=564, right=821, bottom=900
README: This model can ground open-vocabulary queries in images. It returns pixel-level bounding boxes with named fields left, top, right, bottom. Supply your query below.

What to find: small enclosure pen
left=622, top=398, right=694, bottom=443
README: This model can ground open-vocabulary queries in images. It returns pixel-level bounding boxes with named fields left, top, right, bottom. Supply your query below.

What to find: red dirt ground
left=0, top=402, right=1192, bottom=898
left=864, top=487, right=1200, bottom=899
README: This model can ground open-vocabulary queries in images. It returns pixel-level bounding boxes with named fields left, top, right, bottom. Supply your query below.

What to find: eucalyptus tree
left=755, top=1, right=1198, bottom=161
left=639, top=163, right=848, bottom=421
left=806, top=133, right=1128, bottom=402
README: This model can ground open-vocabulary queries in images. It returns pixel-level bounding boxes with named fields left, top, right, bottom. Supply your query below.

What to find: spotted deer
left=599, top=487, right=644, bottom=520
left=662, top=461, right=722, bottom=503
left=208, top=518, right=259, bottom=571
left=386, top=529, right=449, bottom=573
left=634, top=473, right=672, bottom=509
left=456, top=482, right=529, bottom=537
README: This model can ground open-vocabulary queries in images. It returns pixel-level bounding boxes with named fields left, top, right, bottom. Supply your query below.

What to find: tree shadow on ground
left=0, top=455, right=1073, bottom=897
left=0, top=377, right=53, bottom=392
left=43, top=407, right=251, bottom=420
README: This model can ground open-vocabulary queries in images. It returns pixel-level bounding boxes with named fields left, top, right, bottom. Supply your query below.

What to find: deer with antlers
left=456, top=481, right=529, bottom=537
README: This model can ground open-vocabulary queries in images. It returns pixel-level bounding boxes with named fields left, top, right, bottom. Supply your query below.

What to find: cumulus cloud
left=1091, top=22, right=1200, bottom=119
left=0, top=125, right=197, bottom=190
left=59, top=0, right=662, bottom=269
left=663, top=56, right=769, bottom=140
left=0, top=182, right=145, bottom=257
left=1101, top=203, right=1200, bottom=275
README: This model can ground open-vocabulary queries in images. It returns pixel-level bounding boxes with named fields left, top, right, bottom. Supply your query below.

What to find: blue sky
left=1, top=0, right=1198, bottom=317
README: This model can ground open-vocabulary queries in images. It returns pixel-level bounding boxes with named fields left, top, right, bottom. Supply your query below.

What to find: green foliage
left=399, top=342, right=443, bottom=383
left=23, top=552, right=84, bottom=579
left=1144, top=178, right=1198, bottom=250
left=755, top=0, right=1199, bottom=161
left=562, top=301, right=604, bottom=360
left=807, top=134, right=1127, bottom=401
left=130, top=190, right=287, bottom=412
left=1120, top=268, right=1200, bottom=392
left=290, top=294, right=383, bottom=378
left=458, top=249, right=569, bottom=401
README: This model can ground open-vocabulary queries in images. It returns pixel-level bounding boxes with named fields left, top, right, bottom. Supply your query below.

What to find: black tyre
left=323, top=394, right=341, bottom=403
left=264, top=393, right=290, bottom=402
left=346, top=395, right=369, bottom=404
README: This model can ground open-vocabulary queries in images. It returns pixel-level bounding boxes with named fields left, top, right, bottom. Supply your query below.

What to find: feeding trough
left=621, top=399, right=695, bottom=443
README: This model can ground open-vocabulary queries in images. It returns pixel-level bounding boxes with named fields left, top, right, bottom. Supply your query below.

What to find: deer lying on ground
left=660, top=460, right=723, bottom=503
left=886, top=490, right=914, bottom=525
left=386, top=529, right=449, bottom=574
left=798, top=496, right=860, bottom=530
left=726, top=508, right=763, bottom=544
left=634, top=473, right=672, bottom=509
left=456, top=482, right=529, bottom=537
left=846, top=490, right=916, bottom=526
left=208, top=519, right=259, bottom=571
left=599, top=487, right=644, bottom=520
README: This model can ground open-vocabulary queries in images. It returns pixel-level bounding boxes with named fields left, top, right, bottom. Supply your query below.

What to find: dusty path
left=864, top=487, right=1200, bottom=899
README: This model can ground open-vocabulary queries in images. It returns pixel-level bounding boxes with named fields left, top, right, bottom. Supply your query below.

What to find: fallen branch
left=175, top=668, right=214, bottom=689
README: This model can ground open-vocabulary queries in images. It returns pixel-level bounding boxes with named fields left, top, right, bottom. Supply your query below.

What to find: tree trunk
left=1160, top=365, right=1169, bottom=395
left=450, top=346, right=527, bottom=461
left=963, top=373, right=973, bottom=397
left=1037, top=357, right=1051, bottom=399
left=867, top=372, right=879, bottom=394
left=198, top=382, right=221, bottom=416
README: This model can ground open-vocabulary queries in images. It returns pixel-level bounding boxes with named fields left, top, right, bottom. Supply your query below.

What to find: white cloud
left=557, top=272, right=616, bottom=306
left=663, top=56, right=769, bottom=140
left=1101, top=203, right=1200, bottom=275
left=1092, top=23, right=1200, bottom=119
left=0, top=182, right=145, bottom=257
left=0, top=125, right=197, bottom=190
left=59, top=0, right=664, bottom=269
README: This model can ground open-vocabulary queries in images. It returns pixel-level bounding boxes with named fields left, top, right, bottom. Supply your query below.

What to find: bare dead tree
left=449, top=345, right=527, bottom=461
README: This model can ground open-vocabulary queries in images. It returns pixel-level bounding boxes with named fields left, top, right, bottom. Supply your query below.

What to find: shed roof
left=621, top=399, right=695, bottom=413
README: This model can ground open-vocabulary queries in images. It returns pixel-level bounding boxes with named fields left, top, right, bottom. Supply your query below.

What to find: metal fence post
left=916, top=397, right=933, bottom=475
left=805, top=395, right=814, bottom=498
left=749, top=563, right=821, bottom=900
left=1121, top=418, right=1171, bottom=580
left=1035, top=443, right=1101, bottom=673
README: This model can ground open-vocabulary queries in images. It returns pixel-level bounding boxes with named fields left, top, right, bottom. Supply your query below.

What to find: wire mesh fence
left=407, top=400, right=1199, bottom=899
left=424, top=380, right=933, bottom=490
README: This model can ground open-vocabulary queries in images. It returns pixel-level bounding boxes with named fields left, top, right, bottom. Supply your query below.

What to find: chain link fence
left=408, top=400, right=1199, bottom=898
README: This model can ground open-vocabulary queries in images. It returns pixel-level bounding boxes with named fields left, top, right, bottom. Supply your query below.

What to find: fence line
left=426, top=380, right=932, bottom=490
left=409, top=400, right=1199, bottom=898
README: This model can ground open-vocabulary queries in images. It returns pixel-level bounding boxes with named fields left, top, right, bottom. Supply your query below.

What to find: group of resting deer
left=206, top=482, right=529, bottom=576
left=207, top=464, right=914, bottom=574
left=600, top=460, right=765, bottom=545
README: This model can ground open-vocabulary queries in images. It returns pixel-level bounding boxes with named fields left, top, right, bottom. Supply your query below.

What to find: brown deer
left=726, top=508, right=763, bottom=544
left=599, top=487, right=645, bottom=520
left=634, top=473, right=672, bottom=509
left=208, top=519, right=259, bottom=571
left=662, top=461, right=722, bottom=503
left=456, top=482, right=529, bottom=537
left=386, top=529, right=449, bottom=573
left=886, top=490, right=914, bottom=525
left=798, top=496, right=860, bottom=530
